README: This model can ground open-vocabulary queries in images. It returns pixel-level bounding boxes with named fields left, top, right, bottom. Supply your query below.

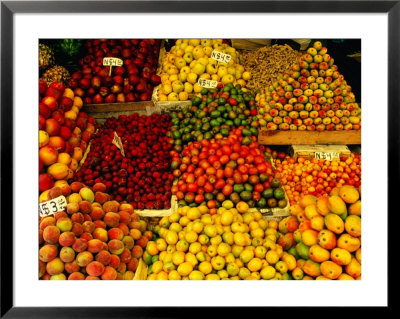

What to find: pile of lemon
left=142, top=200, right=295, bottom=280
left=156, top=39, right=251, bottom=102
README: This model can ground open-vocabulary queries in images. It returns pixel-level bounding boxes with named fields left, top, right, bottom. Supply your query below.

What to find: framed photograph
left=1, top=0, right=396, bottom=316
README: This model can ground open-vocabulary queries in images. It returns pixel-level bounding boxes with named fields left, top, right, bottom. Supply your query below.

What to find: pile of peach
left=273, top=153, right=361, bottom=205
left=39, top=182, right=152, bottom=280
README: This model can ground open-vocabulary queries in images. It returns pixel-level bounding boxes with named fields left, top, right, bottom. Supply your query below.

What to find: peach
left=66, top=202, right=80, bottom=214
left=131, top=245, right=143, bottom=259
left=93, top=183, right=107, bottom=193
left=94, top=192, right=109, bottom=204
left=71, top=223, right=84, bottom=236
left=86, top=261, right=105, bottom=277
left=48, top=136, right=65, bottom=153
left=95, top=250, right=111, bottom=265
left=130, top=213, right=141, bottom=222
left=87, top=239, right=103, bottom=253
left=80, top=232, right=93, bottom=242
left=54, top=211, right=68, bottom=220
left=116, top=272, right=123, bottom=280
left=93, top=220, right=106, bottom=229
left=47, top=186, right=63, bottom=200
left=127, top=258, right=139, bottom=272
left=70, top=181, right=84, bottom=193
left=76, top=251, right=94, bottom=267
left=79, top=201, right=93, bottom=214
left=118, top=211, right=131, bottom=224
left=120, top=248, right=132, bottom=264
left=54, top=180, right=71, bottom=196
left=39, top=260, right=46, bottom=278
left=79, top=187, right=94, bottom=203
left=82, top=221, right=95, bottom=233
left=46, top=257, right=64, bottom=275
left=39, top=216, right=56, bottom=230
left=39, top=244, right=58, bottom=262
left=45, top=118, right=61, bottom=136
left=72, top=238, right=88, bottom=252
left=103, top=200, right=120, bottom=213
left=71, top=212, right=84, bottom=224
left=101, top=266, right=117, bottom=280
left=56, top=217, right=73, bottom=232
left=85, top=276, right=100, bottom=280
left=117, top=262, right=126, bottom=274
left=39, top=229, right=44, bottom=244
left=68, top=272, right=86, bottom=280
left=104, top=212, right=120, bottom=228
left=108, top=228, right=124, bottom=241
left=83, top=213, right=92, bottom=222
left=118, top=223, right=129, bottom=236
left=68, top=193, right=82, bottom=203
left=39, top=145, right=58, bottom=166
left=122, top=236, right=134, bottom=250
left=43, top=226, right=60, bottom=244
left=41, top=273, right=51, bottom=280
left=90, top=207, right=105, bottom=220
left=109, top=255, right=120, bottom=269
left=64, top=260, right=80, bottom=274
left=50, top=273, right=67, bottom=280
left=108, top=239, right=124, bottom=255
left=93, top=228, right=108, bottom=242
left=136, top=236, right=148, bottom=249
left=123, top=271, right=135, bottom=280
left=119, top=203, right=134, bottom=214
left=59, top=246, right=76, bottom=263
left=91, top=202, right=102, bottom=209
left=58, top=231, right=76, bottom=247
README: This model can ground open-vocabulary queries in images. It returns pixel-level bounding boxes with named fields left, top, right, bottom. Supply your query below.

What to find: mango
left=303, top=259, right=321, bottom=277
left=339, top=185, right=360, bottom=204
left=308, top=244, right=330, bottom=263
left=293, top=229, right=302, bottom=243
left=310, top=215, right=325, bottom=231
left=301, top=229, right=319, bottom=246
left=324, top=213, right=345, bottom=234
left=329, top=187, right=340, bottom=196
left=278, top=217, right=289, bottom=234
left=304, top=204, right=319, bottom=220
left=344, top=215, right=361, bottom=237
left=337, top=273, right=354, bottom=280
left=320, top=260, right=342, bottom=279
left=328, top=195, right=347, bottom=216
left=281, top=252, right=297, bottom=271
left=287, top=246, right=300, bottom=259
left=316, top=196, right=330, bottom=216
left=295, top=242, right=310, bottom=260
left=345, top=256, right=361, bottom=278
left=348, top=200, right=361, bottom=216
left=330, top=247, right=352, bottom=266
left=337, top=234, right=360, bottom=253
left=299, top=195, right=317, bottom=209
left=318, top=229, right=337, bottom=250
left=355, top=248, right=361, bottom=264
left=47, top=163, right=70, bottom=180
left=289, top=204, right=303, bottom=216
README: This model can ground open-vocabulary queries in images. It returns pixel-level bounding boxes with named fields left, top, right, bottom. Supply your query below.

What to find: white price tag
left=112, top=131, right=125, bottom=157
left=39, top=195, right=67, bottom=217
left=211, top=50, right=231, bottom=64
left=197, top=78, right=218, bottom=89
left=103, top=57, right=123, bottom=67
left=314, top=152, right=340, bottom=161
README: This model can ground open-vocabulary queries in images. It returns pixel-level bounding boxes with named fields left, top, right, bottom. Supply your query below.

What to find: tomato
left=232, top=143, right=241, bottom=153
left=207, top=200, right=217, bottom=209
left=254, top=183, right=264, bottom=193
left=196, top=175, right=207, bottom=187
left=208, top=175, right=217, bottom=184
left=238, top=164, right=248, bottom=174
left=176, top=191, right=184, bottom=200
left=186, top=164, right=195, bottom=174
left=191, top=156, right=199, bottom=165
left=248, top=167, right=258, bottom=175
left=230, top=152, right=240, bottom=161
left=252, top=191, right=261, bottom=202
left=214, top=179, right=225, bottom=190
left=194, top=167, right=204, bottom=177
left=224, top=166, right=234, bottom=178
left=206, top=167, right=216, bottom=176
left=195, top=194, right=204, bottom=204
left=226, top=178, right=234, bottom=185
left=171, top=185, right=178, bottom=194
left=245, top=155, right=254, bottom=164
left=204, top=182, right=214, bottom=193
left=178, top=183, right=187, bottom=193
left=254, top=156, right=264, bottom=165
left=219, top=155, right=229, bottom=165
left=256, top=163, right=267, bottom=173
left=216, top=169, right=224, bottom=180
left=187, top=183, right=198, bottom=193
left=233, top=171, right=243, bottom=184
left=221, top=145, right=232, bottom=155
left=173, top=169, right=181, bottom=177
left=186, top=173, right=195, bottom=184
left=208, top=155, right=219, bottom=164
left=199, top=152, right=208, bottom=160
left=200, top=160, right=210, bottom=170
left=213, top=161, right=222, bottom=170
left=263, top=181, right=271, bottom=189
left=179, top=163, right=188, bottom=172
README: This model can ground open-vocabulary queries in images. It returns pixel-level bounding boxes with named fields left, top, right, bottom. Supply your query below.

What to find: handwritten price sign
left=103, top=57, right=123, bottom=76
left=314, top=152, right=340, bottom=161
left=39, top=195, right=67, bottom=217
left=112, top=131, right=125, bottom=157
left=211, top=50, right=231, bottom=64
left=197, top=78, right=218, bottom=89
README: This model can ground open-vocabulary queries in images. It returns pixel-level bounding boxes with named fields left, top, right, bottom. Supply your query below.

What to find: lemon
left=177, top=262, right=193, bottom=276
left=260, top=265, right=276, bottom=280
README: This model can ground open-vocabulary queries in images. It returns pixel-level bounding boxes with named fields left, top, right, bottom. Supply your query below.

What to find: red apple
left=150, top=74, right=161, bottom=85
left=59, top=126, right=72, bottom=140
left=79, top=78, right=91, bottom=89
left=110, top=84, right=122, bottom=94
left=74, top=88, right=85, bottom=97
left=45, top=87, right=62, bottom=100
left=39, top=79, right=48, bottom=95
left=116, top=93, right=126, bottom=103
left=99, top=87, right=109, bottom=97
left=128, top=75, right=140, bottom=85
left=92, top=94, right=104, bottom=104
left=39, top=173, right=54, bottom=192
left=91, top=76, right=101, bottom=89
left=105, top=94, right=116, bottom=103
left=51, top=110, right=65, bottom=126
left=41, top=96, right=58, bottom=112
left=39, top=115, right=46, bottom=130
left=49, top=81, right=65, bottom=93
left=45, top=118, right=61, bottom=136
left=39, top=102, right=51, bottom=119
left=60, top=96, right=73, bottom=110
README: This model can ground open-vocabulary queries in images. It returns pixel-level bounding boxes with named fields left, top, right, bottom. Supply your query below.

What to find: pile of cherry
left=73, top=113, right=174, bottom=210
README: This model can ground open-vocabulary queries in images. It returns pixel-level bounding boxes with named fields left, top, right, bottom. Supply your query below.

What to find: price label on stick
left=39, top=195, right=67, bottom=217
left=314, top=152, right=340, bottom=161
left=211, top=50, right=231, bottom=64
left=103, top=57, right=123, bottom=76
left=112, top=131, right=125, bottom=157
left=197, top=78, right=218, bottom=89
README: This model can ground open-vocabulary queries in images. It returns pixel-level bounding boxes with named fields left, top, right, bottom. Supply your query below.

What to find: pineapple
left=39, top=43, right=55, bottom=70
left=42, top=65, right=70, bottom=85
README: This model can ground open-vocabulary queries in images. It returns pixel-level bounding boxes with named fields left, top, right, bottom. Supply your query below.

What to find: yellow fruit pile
left=156, top=39, right=251, bottom=102
left=144, top=201, right=294, bottom=280
left=284, top=185, right=361, bottom=280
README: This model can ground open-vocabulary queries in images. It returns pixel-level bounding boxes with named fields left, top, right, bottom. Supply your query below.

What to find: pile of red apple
left=39, top=80, right=97, bottom=192
left=72, top=113, right=174, bottom=210
left=67, top=39, right=162, bottom=104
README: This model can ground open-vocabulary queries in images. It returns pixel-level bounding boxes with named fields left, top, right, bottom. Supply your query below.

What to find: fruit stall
left=38, top=38, right=361, bottom=281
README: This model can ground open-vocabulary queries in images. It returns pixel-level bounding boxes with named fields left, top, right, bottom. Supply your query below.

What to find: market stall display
left=38, top=38, right=361, bottom=281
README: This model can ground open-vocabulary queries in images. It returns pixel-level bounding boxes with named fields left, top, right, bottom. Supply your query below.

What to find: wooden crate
left=133, top=258, right=148, bottom=280
left=258, top=129, right=361, bottom=145
left=135, top=195, right=178, bottom=218
left=290, top=144, right=351, bottom=160
left=231, top=39, right=272, bottom=51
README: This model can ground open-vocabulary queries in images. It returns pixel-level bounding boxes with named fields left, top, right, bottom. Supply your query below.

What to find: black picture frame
left=1, top=0, right=396, bottom=317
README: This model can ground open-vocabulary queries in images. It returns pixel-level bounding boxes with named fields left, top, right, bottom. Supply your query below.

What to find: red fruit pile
left=67, top=39, right=162, bottom=104
left=73, top=113, right=174, bottom=209
left=170, top=128, right=280, bottom=210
